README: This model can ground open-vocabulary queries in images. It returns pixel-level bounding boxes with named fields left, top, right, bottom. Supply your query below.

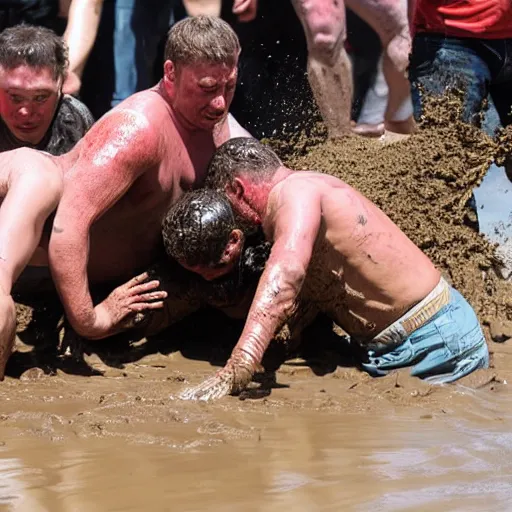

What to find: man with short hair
left=168, top=138, right=488, bottom=400
left=46, top=15, right=250, bottom=339
left=0, top=24, right=94, bottom=155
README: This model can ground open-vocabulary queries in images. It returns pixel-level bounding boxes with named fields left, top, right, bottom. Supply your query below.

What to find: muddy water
left=1, top=342, right=512, bottom=511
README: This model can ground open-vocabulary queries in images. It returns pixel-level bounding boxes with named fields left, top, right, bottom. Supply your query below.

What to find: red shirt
left=415, top=0, right=512, bottom=39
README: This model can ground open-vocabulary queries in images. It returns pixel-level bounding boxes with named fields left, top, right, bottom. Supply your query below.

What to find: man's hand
left=179, top=349, right=260, bottom=400
left=87, top=272, right=168, bottom=339
left=63, top=70, right=82, bottom=96
left=232, top=0, right=258, bottom=22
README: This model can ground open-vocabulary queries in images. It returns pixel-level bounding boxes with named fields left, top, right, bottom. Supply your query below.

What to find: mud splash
left=280, top=93, right=512, bottom=331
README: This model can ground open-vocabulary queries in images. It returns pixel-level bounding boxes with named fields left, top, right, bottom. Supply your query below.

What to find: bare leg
left=347, top=0, right=416, bottom=134
left=353, top=55, right=387, bottom=137
left=292, top=0, right=352, bottom=138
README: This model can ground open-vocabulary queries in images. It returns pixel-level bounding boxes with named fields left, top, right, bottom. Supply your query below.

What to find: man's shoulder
left=61, top=95, right=95, bottom=128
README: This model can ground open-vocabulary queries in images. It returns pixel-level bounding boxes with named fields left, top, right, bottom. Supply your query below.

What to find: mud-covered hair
left=163, top=188, right=236, bottom=267
left=164, top=15, right=240, bottom=69
left=0, top=25, right=68, bottom=81
left=205, top=137, right=282, bottom=191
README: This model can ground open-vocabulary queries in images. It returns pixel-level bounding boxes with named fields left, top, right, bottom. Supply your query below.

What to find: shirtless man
left=291, top=0, right=416, bottom=138
left=0, top=16, right=249, bottom=379
left=47, top=15, right=249, bottom=341
left=166, top=138, right=489, bottom=400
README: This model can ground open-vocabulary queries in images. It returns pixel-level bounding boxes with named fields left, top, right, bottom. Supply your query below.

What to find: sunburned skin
left=47, top=64, right=249, bottom=339
left=0, top=39, right=250, bottom=341
left=181, top=168, right=440, bottom=400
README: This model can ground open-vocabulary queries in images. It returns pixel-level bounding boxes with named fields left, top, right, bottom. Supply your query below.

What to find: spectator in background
left=80, top=0, right=188, bottom=119
left=0, top=0, right=103, bottom=96
left=61, top=0, right=103, bottom=95
left=346, top=9, right=388, bottom=138
left=410, top=0, right=512, bottom=138
left=0, top=25, right=94, bottom=155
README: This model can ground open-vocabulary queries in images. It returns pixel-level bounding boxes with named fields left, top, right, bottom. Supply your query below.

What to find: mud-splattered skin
left=290, top=0, right=415, bottom=136
left=47, top=58, right=248, bottom=339
left=182, top=168, right=440, bottom=399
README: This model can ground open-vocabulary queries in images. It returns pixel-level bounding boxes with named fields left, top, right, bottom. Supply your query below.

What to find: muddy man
left=165, top=137, right=489, bottom=400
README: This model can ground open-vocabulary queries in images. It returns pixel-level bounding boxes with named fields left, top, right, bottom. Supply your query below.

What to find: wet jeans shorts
left=359, top=285, right=489, bottom=384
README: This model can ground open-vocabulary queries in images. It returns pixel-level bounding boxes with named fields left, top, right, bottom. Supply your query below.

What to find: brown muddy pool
left=0, top=347, right=512, bottom=511
left=4, top=102, right=512, bottom=511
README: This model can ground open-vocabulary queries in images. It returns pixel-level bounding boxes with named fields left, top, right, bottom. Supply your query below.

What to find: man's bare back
left=265, top=171, right=440, bottom=340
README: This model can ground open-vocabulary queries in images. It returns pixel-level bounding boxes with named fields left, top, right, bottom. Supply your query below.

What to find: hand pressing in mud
left=179, top=349, right=262, bottom=401
left=88, top=273, right=167, bottom=340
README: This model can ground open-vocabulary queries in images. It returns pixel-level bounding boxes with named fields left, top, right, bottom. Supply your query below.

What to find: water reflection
left=1, top=391, right=512, bottom=511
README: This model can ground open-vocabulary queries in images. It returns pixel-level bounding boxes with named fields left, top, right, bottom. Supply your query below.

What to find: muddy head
left=162, top=188, right=270, bottom=309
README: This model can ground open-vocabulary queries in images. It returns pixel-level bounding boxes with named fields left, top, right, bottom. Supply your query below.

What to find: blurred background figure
left=0, top=0, right=103, bottom=97
left=0, top=25, right=93, bottom=155
left=410, top=0, right=512, bottom=138
left=346, top=9, right=387, bottom=138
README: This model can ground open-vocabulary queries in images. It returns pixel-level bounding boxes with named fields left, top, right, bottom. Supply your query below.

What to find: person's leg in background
left=346, top=8, right=386, bottom=137
left=409, top=35, right=492, bottom=126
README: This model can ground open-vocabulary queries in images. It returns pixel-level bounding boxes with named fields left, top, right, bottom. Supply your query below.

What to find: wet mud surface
left=3, top=93, right=512, bottom=509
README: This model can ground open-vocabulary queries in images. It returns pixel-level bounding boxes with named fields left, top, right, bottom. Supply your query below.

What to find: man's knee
left=309, top=30, right=345, bottom=64
left=295, top=0, right=346, bottom=63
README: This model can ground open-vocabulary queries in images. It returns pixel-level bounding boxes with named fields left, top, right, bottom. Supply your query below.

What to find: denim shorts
left=359, top=284, right=489, bottom=384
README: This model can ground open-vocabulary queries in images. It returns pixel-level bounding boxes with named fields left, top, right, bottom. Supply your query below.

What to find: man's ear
left=220, top=229, right=244, bottom=264
left=164, top=60, right=176, bottom=84
left=225, top=177, right=245, bottom=201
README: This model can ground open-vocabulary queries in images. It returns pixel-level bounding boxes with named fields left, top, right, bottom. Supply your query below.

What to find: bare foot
left=352, top=122, right=385, bottom=138
left=384, top=116, right=417, bottom=135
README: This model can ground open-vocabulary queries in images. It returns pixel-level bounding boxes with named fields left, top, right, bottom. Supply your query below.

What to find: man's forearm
left=229, top=260, right=305, bottom=369
left=64, top=0, right=104, bottom=78
left=49, top=231, right=96, bottom=336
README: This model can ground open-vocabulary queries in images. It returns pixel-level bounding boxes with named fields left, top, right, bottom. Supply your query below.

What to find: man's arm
left=62, top=0, right=104, bottom=95
left=181, top=183, right=322, bottom=400
left=48, top=110, right=160, bottom=338
left=232, top=0, right=258, bottom=21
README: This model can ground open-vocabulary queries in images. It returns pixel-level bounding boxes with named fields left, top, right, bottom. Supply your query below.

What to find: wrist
left=69, top=308, right=100, bottom=339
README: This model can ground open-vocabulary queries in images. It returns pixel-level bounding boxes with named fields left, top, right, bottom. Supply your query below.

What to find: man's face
left=181, top=258, right=238, bottom=282
left=0, top=64, right=61, bottom=145
left=169, top=59, right=238, bottom=131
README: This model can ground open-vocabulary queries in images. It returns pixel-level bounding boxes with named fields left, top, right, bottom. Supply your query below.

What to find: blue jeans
left=409, top=34, right=512, bottom=136
left=112, top=0, right=186, bottom=107
left=81, top=0, right=185, bottom=119
left=360, top=287, right=489, bottom=384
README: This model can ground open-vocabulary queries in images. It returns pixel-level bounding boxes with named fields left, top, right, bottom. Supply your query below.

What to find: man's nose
left=18, top=104, right=33, bottom=117
left=210, top=94, right=226, bottom=112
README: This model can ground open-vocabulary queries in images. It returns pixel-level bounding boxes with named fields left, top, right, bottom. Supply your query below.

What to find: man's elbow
left=270, top=259, right=307, bottom=303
